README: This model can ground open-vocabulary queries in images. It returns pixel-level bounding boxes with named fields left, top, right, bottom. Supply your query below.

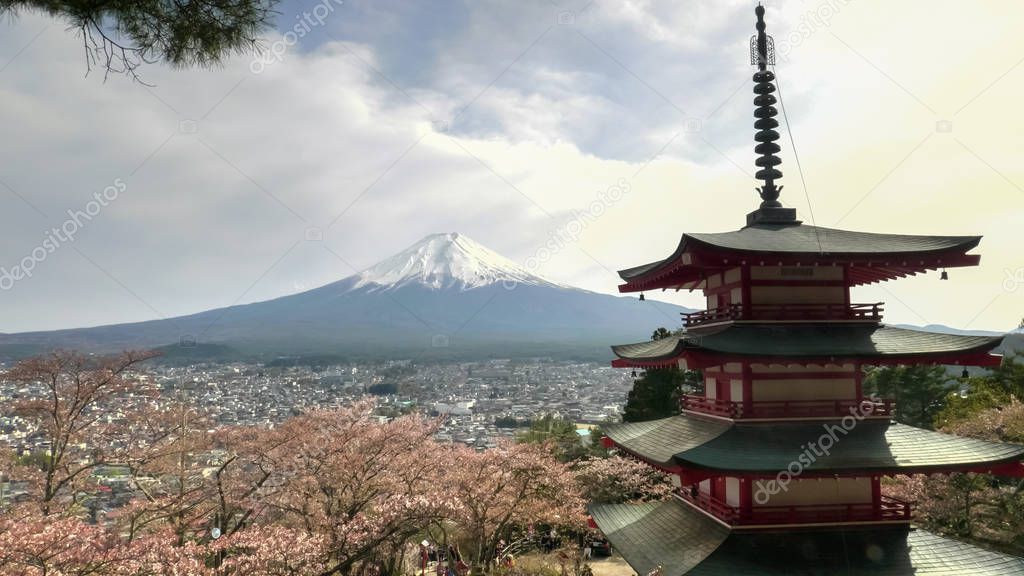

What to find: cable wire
left=773, top=65, right=824, bottom=254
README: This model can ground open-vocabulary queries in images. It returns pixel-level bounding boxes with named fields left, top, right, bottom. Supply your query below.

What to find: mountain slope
left=0, top=233, right=692, bottom=361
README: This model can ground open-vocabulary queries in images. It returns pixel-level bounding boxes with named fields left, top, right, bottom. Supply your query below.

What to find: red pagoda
left=590, top=6, right=1024, bottom=575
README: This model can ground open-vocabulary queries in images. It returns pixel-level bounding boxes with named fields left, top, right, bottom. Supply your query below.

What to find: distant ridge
left=890, top=323, right=1021, bottom=357
left=0, top=233, right=693, bottom=362
left=892, top=324, right=1004, bottom=337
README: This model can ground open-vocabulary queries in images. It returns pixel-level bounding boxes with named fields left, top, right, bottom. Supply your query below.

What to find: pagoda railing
left=679, top=490, right=911, bottom=527
left=681, top=395, right=895, bottom=419
left=681, top=302, right=883, bottom=327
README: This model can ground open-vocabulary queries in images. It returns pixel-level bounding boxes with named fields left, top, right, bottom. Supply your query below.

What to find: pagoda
left=590, top=6, right=1024, bottom=575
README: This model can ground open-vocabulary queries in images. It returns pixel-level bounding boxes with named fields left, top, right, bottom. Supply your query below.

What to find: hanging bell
left=961, top=367, right=969, bottom=378
left=940, top=269, right=948, bottom=280
left=631, top=369, right=637, bottom=377
left=639, top=293, right=646, bottom=301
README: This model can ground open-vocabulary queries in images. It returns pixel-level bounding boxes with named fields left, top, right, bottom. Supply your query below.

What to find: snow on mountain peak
left=351, top=233, right=561, bottom=291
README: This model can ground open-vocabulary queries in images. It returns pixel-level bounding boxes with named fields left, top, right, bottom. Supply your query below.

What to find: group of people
left=425, top=544, right=468, bottom=576
left=419, top=528, right=602, bottom=573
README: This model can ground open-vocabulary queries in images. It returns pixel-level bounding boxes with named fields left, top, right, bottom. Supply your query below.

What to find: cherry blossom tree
left=1, top=350, right=159, bottom=515
left=0, top=512, right=129, bottom=575
left=240, top=404, right=459, bottom=575
left=0, top=515, right=328, bottom=576
left=884, top=399, right=1024, bottom=553
left=208, top=526, right=328, bottom=576
left=113, top=401, right=218, bottom=544
left=0, top=351, right=597, bottom=574
left=446, top=441, right=585, bottom=572
left=572, top=455, right=673, bottom=504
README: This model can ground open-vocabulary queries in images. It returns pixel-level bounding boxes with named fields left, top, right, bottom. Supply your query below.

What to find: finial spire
left=746, top=4, right=799, bottom=226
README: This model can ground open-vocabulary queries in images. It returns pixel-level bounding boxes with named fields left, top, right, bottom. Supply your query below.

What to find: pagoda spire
left=746, top=4, right=799, bottom=226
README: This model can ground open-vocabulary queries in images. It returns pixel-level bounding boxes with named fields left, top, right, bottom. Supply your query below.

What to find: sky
left=0, top=0, right=1022, bottom=333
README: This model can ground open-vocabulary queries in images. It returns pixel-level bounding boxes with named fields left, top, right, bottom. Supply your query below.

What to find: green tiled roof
left=600, top=415, right=731, bottom=466
left=604, top=416, right=1024, bottom=473
left=619, top=224, right=980, bottom=281
left=611, top=324, right=1003, bottom=363
left=689, top=225, right=980, bottom=255
left=589, top=500, right=728, bottom=576
left=591, top=500, right=1024, bottom=576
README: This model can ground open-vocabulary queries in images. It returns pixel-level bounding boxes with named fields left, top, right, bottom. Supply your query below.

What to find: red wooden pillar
left=739, top=478, right=752, bottom=520
left=854, top=362, right=864, bottom=402
left=712, top=477, right=726, bottom=501
left=741, top=362, right=753, bottom=417
left=718, top=378, right=731, bottom=403
left=842, top=265, right=851, bottom=308
left=740, top=265, right=752, bottom=319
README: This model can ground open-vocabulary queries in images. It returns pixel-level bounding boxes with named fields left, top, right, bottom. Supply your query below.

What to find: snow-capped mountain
left=350, top=232, right=561, bottom=291
left=0, top=233, right=693, bottom=362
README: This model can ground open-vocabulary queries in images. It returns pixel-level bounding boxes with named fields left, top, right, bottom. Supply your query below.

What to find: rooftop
left=591, top=499, right=1024, bottom=576
left=603, top=415, right=1024, bottom=475
left=610, top=324, right=1004, bottom=368
left=618, top=224, right=982, bottom=292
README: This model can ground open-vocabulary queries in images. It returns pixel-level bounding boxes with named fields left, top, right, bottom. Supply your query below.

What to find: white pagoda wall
left=749, top=285, right=845, bottom=305
left=755, top=477, right=872, bottom=507
left=747, top=363, right=858, bottom=402
left=751, top=378, right=856, bottom=401
left=749, top=266, right=843, bottom=281
left=725, top=477, right=740, bottom=507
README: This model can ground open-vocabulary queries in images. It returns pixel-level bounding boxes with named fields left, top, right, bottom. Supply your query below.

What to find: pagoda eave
left=602, top=416, right=1024, bottom=478
left=612, top=349, right=1003, bottom=370
left=610, top=325, right=1004, bottom=369
left=671, top=457, right=1024, bottom=481
left=617, top=227, right=983, bottom=293
left=619, top=251, right=981, bottom=293
left=603, top=440, right=1024, bottom=481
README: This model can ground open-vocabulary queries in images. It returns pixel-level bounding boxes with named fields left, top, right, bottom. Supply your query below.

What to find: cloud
left=1, top=1, right=1023, bottom=333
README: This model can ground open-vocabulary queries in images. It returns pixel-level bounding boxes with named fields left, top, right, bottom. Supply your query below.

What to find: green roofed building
left=591, top=5, right=1024, bottom=575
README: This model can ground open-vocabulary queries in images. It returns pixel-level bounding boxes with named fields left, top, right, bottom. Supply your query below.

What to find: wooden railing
left=681, top=395, right=895, bottom=419
left=681, top=302, right=883, bottom=327
left=679, top=490, right=911, bottom=526
left=679, top=490, right=739, bottom=523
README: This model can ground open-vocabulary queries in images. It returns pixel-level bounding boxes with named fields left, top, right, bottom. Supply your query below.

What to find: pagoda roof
left=591, top=499, right=1024, bottom=576
left=610, top=324, right=1004, bottom=368
left=618, top=223, right=982, bottom=292
left=604, top=415, right=1024, bottom=474
left=589, top=500, right=729, bottom=575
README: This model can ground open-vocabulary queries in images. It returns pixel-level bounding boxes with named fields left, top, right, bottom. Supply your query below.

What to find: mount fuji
left=0, top=233, right=693, bottom=362
left=349, top=232, right=566, bottom=292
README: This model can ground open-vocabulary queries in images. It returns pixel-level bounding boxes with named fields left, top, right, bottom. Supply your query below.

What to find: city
left=0, top=358, right=634, bottom=505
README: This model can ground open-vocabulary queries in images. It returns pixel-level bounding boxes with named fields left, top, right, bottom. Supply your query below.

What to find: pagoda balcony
left=681, top=395, right=896, bottom=420
left=681, top=302, right=883, bottom=327
left=678, top=490, right=911, bottom=528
